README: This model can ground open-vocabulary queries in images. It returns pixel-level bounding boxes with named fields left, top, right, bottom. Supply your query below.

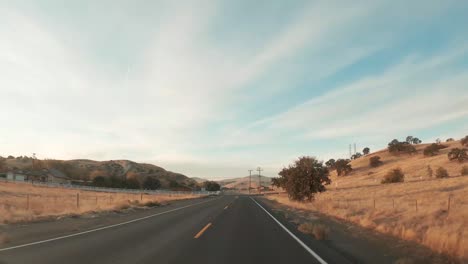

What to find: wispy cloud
left=0, top=1, right=467, bottom=178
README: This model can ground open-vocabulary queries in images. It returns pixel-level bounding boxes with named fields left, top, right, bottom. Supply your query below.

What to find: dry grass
left=0, top=181, right=201, bottom=224
left=266, top=140, right=468, bottom=260
left=297, top=222, right=329, bottom=240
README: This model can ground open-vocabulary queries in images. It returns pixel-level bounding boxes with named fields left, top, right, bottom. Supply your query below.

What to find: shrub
left=381, top=168, right=405, bottom=184
left=369, top=156, right=383, bottom=167
left=435, top=167, right=449, bottom=178
left=461, top=135, right=468, bottom=146
left=335, top=159, right=352, bottom=176
left=447, top=148, right=467, bottom=162
left=446, top=138, right=454, bottom=142
left=406, top=136, right=422, bottom=144
left=461, top=166, right=468, bottom=176
left=426, top=165, right=433, bottom=178
left=273, top=156, right=330, bottom=201
left=423, top=143, right=448, bottom=156
left=144, top=201, right=161, bottom=207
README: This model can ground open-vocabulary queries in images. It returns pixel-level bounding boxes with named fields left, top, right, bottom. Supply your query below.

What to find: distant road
left=0, top=196, right=354, bottom=264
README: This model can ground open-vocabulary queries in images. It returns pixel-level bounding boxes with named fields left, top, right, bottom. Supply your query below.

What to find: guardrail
left=0, top=178, right=219, bottom=196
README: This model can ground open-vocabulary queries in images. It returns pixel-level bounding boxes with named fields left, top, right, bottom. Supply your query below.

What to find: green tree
left=325, top=159, right=336, bottom=169
left=272, top=156, right=330, bottom=201
left=351, top=152, right=362, bottom=160
left=204, top=181, right=221, bottom=191
left=92, top=176, right=108, bottom=187
left=142, top=177, right=161, bottom=190
left=335, top=159, right=352, bottom=176
left=363, top=147, right=370, bottom=155
left=388, top=139, right=416, bottom=154
left=125, top=178, right=141, bottom=189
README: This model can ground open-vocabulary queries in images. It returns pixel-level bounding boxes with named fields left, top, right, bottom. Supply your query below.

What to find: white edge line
left=0, top=197, right=221, bottom=252
left=250, top=197, right=328, bottom=264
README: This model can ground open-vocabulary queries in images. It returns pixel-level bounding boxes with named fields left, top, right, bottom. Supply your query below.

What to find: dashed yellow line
left=224, top=205, right=229, bottom=210
left=194, top=223, right=212, bottom=239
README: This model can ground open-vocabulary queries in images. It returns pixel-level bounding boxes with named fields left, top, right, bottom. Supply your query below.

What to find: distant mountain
left=2, top=157, right=197, bottom=189
left=218, top=175, right=272, bottom=190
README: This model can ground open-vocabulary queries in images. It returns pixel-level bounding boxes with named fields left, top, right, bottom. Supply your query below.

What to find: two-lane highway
left=0, top=195, right=344, bottom=264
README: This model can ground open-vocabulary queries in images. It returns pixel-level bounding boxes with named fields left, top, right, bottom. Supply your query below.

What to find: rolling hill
left=218, top=175, right=273, bottom=190
left=1, top=158, right=197, bottom=189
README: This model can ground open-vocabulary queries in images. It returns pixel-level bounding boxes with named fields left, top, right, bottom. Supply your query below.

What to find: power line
left=256, top=167, right=263, bottom=193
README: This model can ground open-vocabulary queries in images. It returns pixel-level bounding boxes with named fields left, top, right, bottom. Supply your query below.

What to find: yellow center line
left=194, top=223, right=212, bottom=239
left=224, top=205, right=229, bottom=210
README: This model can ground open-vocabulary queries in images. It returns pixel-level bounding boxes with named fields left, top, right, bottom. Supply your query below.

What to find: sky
left=1, top=0, right=467, bottom=180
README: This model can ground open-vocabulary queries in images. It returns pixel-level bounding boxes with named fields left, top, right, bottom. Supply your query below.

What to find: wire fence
left=0, top=179, right=218, bottom=223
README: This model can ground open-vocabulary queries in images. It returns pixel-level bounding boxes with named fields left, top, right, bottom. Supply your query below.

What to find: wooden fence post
left=373, top=198, right=376, bottom=209
left=140, top=193, right=143, bottom=202
left=76, top=193, right=80, bottom=209
left=415, top=199, right=418, bottom=212
left=26, top=194, right=30, bottom=210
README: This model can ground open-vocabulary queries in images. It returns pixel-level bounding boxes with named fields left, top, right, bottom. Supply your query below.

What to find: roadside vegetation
left=266, top=136, right=468, bottom=260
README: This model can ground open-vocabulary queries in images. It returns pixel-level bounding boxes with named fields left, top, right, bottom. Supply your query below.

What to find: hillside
left=266, top=139, right=468, bottom=260
left=218, top=175, right=273, bottom=190
left=1, top=158, right=197, bottom=189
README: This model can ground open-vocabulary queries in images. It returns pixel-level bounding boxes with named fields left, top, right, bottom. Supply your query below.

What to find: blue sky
left=1, top=0, right=467, bottom=179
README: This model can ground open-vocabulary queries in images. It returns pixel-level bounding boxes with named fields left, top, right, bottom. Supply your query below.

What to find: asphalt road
left=0, top=196, right=353, bottom=264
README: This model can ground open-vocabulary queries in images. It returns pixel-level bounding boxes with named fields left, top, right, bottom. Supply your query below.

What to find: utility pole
left=257, top=167, right=263, bottom=193
left=248, top=170, right=253, bottom=195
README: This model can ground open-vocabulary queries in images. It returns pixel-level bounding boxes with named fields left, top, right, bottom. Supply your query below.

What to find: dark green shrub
left=335, top=159, right=352, bottom=176
left=369, top=156, right=383, bottom=167
left=448, top=148, right=467, bottom=162
left=423, top=143, right=448, bottom=156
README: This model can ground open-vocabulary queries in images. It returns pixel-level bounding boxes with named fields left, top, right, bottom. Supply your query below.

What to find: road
left=0, top=196, right=363, bottom=264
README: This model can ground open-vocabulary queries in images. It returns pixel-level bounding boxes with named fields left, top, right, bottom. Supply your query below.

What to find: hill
left=1, top=157, right=197, bottom=189
left=267, top=138, right=468, bottom=260
left=218, top=175, right=272, bottom=190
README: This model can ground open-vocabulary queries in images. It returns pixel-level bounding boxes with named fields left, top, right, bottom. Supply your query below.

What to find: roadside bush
left=447, top=148, right=467, bottom=162
left=369, top=156, right=383, bottom=167
left=461, top=135, right=468, bottom=146
left=435, top=167, right=449, bottom=178
left=272, top=156, right=330, bottom=201
left=423, top=143, right=448, bottom=156
left=351, top=152, right=362, bottom=160
left=381, top=168, right=405, bottom=184
left=461, top=166, right=468, bottom=176
left=204, top=181, right=221, bottom=191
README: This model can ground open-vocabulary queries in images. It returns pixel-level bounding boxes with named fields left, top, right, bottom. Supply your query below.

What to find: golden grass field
left=266, top=140, right=468, bottom=260
left=0, top=181, right=201, bottom=224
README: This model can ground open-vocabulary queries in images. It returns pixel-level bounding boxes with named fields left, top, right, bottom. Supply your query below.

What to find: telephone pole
left=256, top=167, right=263, bottom=193
left=248, top=169, right=253, bottom=195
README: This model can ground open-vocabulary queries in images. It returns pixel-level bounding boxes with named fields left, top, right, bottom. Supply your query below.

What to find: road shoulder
left=257, top=197, right=457, bottom=264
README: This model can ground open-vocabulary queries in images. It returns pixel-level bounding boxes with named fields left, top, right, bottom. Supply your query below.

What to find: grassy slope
left=267, top=140, right=468, bottom=260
